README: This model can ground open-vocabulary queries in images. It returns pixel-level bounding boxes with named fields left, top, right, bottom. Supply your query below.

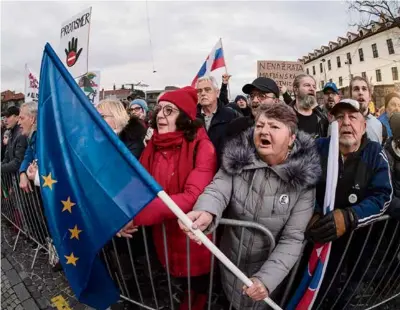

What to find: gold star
left=61, top=197, right=76, bottom=213
left=65, top=252, right=79, bottom=266
left=42, top=173, right=57, bottom=190
left=68, top=225, right=82, bottom=240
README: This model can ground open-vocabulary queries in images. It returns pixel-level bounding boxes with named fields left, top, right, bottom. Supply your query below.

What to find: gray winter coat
left=193, top=128, right=321, bottom=310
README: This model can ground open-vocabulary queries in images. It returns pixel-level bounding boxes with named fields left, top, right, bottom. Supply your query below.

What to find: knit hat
left=130, top=99, right=148, bottom=112
left=390, top=112, right=400, bottom=140
left=158, top=86, right=198, bottom=120
left=234, top=95, right=247, bottom=104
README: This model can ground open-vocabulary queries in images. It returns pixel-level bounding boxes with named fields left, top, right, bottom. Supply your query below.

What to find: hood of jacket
left=119, top=116, right=147, bottom=143
left=221, top=127, right=321, bottom=188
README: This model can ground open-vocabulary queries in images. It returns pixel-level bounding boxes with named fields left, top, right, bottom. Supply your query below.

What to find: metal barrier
left=2, top=171, right=400, bottom=309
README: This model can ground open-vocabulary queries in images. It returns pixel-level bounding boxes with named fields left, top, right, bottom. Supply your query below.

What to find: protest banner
left=24, top=64, right=39, bottom=102
left=257, top=60, right=304, bottom=92
left=59, top=7, right=92, bottom=78
left=76, top=70, right=100, bottom=105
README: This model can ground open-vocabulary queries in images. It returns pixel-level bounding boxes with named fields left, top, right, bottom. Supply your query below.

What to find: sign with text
left=24, top=65, right=39, bottom=102
left=257, top=60, right=304, bottom=92
left=76, top=71, right=100, bottom=106
left=59, top=7, right=92, bottom=78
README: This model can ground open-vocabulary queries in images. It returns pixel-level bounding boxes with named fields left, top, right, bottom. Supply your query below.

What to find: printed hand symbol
left=65, top=37, right=83, bottom=67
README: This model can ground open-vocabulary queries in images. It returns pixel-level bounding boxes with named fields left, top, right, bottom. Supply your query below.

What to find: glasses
left=197, top=87, right=213, bottom=95
left=128, top=107, right=143, bottom=113
left=154, top=105, right=179, bottom=116
left=249, top=92, right=275, bottom=100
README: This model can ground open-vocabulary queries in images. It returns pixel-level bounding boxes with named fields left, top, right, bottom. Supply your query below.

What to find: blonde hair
left=97, top=99, right=129, bottom=134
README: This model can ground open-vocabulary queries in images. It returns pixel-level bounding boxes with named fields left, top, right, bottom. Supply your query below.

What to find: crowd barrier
left=1, top=171, right=399, bottom=309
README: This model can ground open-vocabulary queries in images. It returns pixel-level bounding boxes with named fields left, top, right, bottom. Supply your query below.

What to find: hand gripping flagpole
left=157, top=191, right=282, bottom=310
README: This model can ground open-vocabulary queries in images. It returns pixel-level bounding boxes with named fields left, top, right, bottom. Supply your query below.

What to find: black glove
left=306, top=208, right=357, bottom=244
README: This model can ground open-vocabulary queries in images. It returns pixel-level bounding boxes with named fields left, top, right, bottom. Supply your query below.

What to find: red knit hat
left=158, top=86, right=198, bottom=120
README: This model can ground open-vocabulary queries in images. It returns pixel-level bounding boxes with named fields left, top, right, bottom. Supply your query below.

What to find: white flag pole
left=157, top=191, right=282, bottom=310
left=219, top=38, right=231, bottom=101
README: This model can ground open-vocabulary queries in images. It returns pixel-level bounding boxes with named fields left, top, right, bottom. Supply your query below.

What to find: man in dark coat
left=1, top=106, right=27, bottom=174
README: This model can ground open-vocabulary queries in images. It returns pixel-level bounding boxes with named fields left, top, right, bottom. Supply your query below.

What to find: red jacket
left=134, top=137, right=217, bottom=277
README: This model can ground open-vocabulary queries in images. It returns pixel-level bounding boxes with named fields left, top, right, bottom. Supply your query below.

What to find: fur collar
left=119, top=117, right=147, bottom=142
left=221, top=127, right=321, bottom=188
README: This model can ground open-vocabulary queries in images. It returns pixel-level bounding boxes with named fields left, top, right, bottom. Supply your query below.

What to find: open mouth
left=341, top=130, right=353, bottom=135
left=260, top=138, right=271, bottom=146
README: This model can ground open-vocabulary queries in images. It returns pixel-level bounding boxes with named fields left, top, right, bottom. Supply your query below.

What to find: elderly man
left=290, top=74, right=328, bottom=138
left=1, top=106, right=27, bottom=174
left=225, top=77, right=280, bottom=139
left=196, top=76, right=238, bottom=166
left=323, top=82, right=340, bottom=122
left=350, top=76, right=387, bottom=144
left=307, top=98, right=392, bottom=308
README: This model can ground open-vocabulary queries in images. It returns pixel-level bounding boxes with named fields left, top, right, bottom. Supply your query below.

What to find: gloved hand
left=306, top=208, right=357, bottom=244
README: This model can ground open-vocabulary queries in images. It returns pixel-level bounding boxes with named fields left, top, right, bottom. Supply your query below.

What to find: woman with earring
left=179, top=103, right=321, bottom=310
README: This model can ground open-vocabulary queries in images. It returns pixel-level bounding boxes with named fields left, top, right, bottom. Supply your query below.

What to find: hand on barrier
left=243, top=277, right=269, bottom=301
left=178, top=210, right=213, bottom=245
left=116, top=221, right=138, bottom=238
left=19, top=172, right=33, bottom=193
left=306, top=208, right=357, bottom=244
left=27, top=161, right=38, bottom=181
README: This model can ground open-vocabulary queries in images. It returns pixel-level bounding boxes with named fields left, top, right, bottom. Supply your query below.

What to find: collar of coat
left=221, top=127, right=322, bottom=189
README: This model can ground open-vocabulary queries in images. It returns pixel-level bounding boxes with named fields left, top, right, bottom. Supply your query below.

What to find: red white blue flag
left=287, top=122, right=339, bottom=310
left=191, top=39, right=226, bottom=87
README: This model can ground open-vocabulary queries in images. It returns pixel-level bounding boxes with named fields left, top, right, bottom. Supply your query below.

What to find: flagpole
left=220, top=38, right=231, bottom=101
left=157, top=191, right=282, bottom=310
left=24, top=63, right=27, bottom=103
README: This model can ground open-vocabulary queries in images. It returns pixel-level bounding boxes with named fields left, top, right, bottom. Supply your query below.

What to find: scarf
left=140, top=129, right=205, bottom=194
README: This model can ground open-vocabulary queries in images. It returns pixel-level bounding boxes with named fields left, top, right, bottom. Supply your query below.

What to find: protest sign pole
left=157, top=190, right=283, bottom=310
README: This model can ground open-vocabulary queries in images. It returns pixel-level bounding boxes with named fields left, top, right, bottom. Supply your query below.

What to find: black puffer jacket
left=1, top=125, right=27, bottom=174
left=385, top=138, right=400, bottom=220
left=119, top=117, right=146, bottom=159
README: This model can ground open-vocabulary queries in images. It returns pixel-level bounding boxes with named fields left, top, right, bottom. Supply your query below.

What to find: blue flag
left=37, top=43, right=162, bottom=309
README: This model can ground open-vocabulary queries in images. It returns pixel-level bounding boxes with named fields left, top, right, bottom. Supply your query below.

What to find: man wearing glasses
left=225, top=77, right=280, bottom=140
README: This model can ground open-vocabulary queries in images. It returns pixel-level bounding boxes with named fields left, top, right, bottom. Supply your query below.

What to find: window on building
left=328, top=59, right=331, bottom=70
left=387, top=39, right=394, bottom=55
left=306, top=68, right=309, bottom=75
left=359, top=48, right=364, bottom=62
left=346, top=52, right=352, bottom=65
left=376, top=69, right=382, bottom=82
left=337, top=56, right=341, bottom=68
left=392, top=67, right=399, bottom=81
left=339, top=76, right=343, bottom=87
left=362, top=72, right=367, bottom=79
left=313, top=66, right=316, bottom=75
left=320, top=63, right=323, bottom=73
left=320, top=81, right=324, bottom=89
left=372, top=43, right=379, bottom=58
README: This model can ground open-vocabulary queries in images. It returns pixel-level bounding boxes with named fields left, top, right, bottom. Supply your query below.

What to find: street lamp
left=321, top=58, right=327, bottom=82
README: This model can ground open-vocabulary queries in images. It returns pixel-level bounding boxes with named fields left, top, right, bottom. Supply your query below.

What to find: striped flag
left=287, top=121, right=339, bottom=310
left=191, top=38, right=226, bottom=87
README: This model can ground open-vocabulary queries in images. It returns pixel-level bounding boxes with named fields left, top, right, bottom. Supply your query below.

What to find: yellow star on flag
left=42, top=173, right=57, bottom=190
left=61, top=197, right=76, bottom=213
left=69, top=225, right=82, bottom=240
left=65, top=252, right=79, bottom=266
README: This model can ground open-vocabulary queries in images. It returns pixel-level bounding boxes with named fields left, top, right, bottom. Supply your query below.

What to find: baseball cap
left=330, top=99, right=361, bottom=115
left=242, top=77, right=280, bottom=98
left=323, top=82, right=339, bottom=94
left=3, top=106, right=20, bottom=118
left=390, top=112, right=400, bottom=140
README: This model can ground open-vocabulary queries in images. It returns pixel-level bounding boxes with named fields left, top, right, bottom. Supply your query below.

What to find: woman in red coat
left=122, top=86, right=217, bottom=310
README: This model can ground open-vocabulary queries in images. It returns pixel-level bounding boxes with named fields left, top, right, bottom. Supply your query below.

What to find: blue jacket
left=315, top=136, right=392, bottom=227
left=379, top=112, right=392, bottom=138
left=19, top=131, right=37, bottom=174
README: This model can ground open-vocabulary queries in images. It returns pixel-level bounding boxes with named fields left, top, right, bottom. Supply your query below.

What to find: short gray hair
left=195, top=76, right=219, bottom=91
left=20, top=101, right=38, bottom=118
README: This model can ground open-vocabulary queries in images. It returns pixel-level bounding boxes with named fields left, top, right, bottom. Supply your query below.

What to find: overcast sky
left=1, top=0, right=359, bottom=97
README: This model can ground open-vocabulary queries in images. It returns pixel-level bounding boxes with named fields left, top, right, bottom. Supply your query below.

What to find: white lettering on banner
left=59, top=7, right=92, bottom=78
left=257, top=60, right=304, bottom=92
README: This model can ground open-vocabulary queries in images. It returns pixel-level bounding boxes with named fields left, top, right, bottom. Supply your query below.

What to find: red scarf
left=140, top=129, right=206, bottom=194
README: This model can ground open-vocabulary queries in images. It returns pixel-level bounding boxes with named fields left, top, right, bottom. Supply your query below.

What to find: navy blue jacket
left=315, top=136, right=392, bottom=227
left=19, top=131, right=37, bottom=174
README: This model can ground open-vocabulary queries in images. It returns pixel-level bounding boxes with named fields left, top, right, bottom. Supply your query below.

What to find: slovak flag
left=191, top=38, right=226, bottom=87
left=287, top=122, right=339, bottom=310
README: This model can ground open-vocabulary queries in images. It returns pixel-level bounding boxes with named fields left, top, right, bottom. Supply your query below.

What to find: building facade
left=300, top=18, right=400, bottom=108
left=1, top=90, right=25, bottom=110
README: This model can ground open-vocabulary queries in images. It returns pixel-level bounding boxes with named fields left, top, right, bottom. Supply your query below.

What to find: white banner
left=59, top=7, right=92, bottom=78
left=24, top=65, right=39, bottom=102
left=76, top=71, right=100, bottom=106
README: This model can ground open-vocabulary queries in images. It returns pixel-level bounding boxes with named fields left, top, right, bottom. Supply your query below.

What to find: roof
left=1, top=90, right=24, bottom=103
left=99, top=88, right=131, bottom=100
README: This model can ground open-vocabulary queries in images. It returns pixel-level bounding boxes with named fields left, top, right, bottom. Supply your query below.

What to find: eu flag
left=37, top=43, right=162, bottom=309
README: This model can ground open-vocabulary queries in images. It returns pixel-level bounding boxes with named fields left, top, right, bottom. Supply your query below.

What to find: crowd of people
left=1, top=72, right=400, bottom=309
